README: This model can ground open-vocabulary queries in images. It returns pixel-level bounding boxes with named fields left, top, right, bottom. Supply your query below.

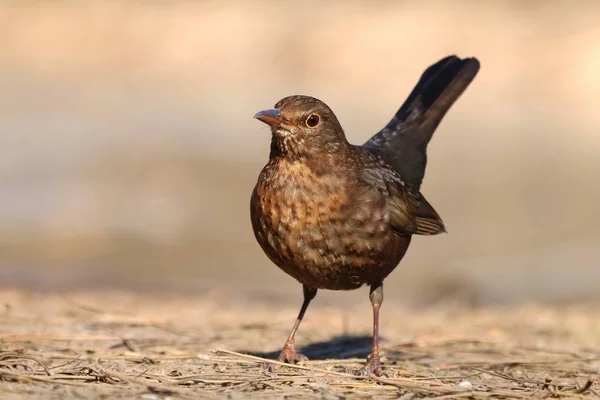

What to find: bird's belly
left=251, top=159, right=412, bottom=290
left=251, top=202, right=410, bottom=290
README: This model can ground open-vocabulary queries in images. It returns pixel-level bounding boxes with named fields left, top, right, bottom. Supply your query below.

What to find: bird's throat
left=269, top=134, right=307, bottom=160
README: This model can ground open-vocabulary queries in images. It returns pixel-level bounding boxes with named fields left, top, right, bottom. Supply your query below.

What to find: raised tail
left=363, top=55, right=480, bottom=191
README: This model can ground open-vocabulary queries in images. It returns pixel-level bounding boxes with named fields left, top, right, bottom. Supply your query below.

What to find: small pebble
left=456, top=380, right=473, bottom=390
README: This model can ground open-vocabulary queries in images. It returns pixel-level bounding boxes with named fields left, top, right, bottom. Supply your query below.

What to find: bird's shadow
left=241, top=334, right=378, bottom=361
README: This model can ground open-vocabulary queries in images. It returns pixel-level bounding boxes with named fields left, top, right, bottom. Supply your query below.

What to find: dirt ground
left=1, top=289, right=600, bottom=399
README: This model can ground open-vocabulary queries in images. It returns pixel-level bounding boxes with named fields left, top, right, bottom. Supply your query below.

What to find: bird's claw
left=277, top=344, right=308, bottom=364
left=355, top=353, right=383, bottom=376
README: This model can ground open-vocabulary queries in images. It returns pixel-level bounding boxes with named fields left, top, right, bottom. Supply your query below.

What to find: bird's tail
left=363, top=56, right=480, bottom=190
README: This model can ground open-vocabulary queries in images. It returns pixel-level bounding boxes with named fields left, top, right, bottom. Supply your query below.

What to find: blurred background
left=0, top=0, right=599, bottom=307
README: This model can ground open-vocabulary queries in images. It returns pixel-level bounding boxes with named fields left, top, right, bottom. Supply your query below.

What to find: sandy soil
left=1, top=290, right=599, bottom=399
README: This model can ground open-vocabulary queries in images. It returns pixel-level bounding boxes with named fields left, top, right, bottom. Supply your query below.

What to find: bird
left=250, top=55, right=480, bottom=375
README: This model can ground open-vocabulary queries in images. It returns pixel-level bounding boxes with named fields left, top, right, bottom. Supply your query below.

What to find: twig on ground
left=0, top=352, right=53, bottom=376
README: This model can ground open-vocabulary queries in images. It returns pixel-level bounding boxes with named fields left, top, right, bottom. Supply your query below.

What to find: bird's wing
left=363, top=55, right=480, bottom=191
left=359, top=153, right=445, bottom=236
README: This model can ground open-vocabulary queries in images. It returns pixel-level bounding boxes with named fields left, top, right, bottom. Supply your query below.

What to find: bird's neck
left=268, top=141, right=355, bottom=179
left=269, top=136, right=351, bottom=163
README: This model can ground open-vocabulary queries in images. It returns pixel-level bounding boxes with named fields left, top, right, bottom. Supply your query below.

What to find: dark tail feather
left=363, top=55, right=480, bottom=190
left=413, top=56, right=480, bottom=143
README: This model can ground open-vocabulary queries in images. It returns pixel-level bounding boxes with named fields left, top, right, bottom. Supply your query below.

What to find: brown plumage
left=250, top=55, right=480, bottom=375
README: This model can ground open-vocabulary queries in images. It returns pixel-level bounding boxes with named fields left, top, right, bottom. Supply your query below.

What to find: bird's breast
left=251, top=159, right=405, bottom=289
left=253, top=159, right=349, bottom=247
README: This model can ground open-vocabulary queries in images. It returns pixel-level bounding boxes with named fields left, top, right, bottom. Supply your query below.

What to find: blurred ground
left=1, top=290, right=600, bottom=398
left=0, top=1, right=599, bottom=305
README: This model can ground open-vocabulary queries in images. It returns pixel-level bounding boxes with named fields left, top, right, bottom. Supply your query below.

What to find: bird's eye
left=305, top=114, right=320, bottom=128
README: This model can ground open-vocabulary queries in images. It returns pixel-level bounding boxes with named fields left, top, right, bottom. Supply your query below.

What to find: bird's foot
left=277, top=343, right=308, bottom=364
left=355, top=353, right=383, bottom=377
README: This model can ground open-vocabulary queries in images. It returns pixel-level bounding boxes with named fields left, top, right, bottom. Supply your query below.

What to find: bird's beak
left=253, top=108, right=295, bottom=128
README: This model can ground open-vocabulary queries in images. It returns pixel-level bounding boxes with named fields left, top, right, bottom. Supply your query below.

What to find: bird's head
left=254, top=95, right=349, bottom=159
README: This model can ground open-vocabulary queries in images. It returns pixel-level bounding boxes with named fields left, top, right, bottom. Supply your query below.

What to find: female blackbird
left=251, top=55, right=480, bottom=375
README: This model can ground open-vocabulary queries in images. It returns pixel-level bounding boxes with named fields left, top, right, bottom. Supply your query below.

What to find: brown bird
left=250, top=55, right=480, bottom=375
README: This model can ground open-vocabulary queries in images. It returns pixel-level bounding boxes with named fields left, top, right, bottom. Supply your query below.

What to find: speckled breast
left=250, top=159, right=411, bottom=290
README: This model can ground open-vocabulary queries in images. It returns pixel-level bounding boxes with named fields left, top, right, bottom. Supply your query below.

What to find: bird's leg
left=357, top=282, right=384, bottom=376
left=278, top=285, right=317, bottom=364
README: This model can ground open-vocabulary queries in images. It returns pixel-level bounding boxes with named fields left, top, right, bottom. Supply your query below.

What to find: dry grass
left=1, top=290, right=599, bottom=398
